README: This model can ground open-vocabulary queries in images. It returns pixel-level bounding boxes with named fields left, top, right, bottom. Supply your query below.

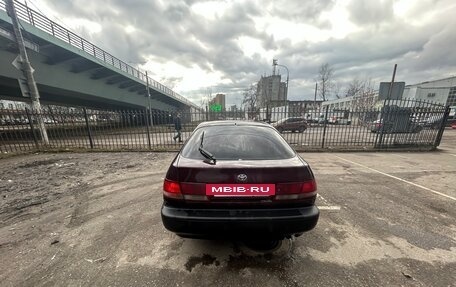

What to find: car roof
left=196, top=120, right=272, bottom=128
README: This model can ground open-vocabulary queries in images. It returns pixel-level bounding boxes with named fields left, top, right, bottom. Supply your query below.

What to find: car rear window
left=181, top=125, right=295, bottom=160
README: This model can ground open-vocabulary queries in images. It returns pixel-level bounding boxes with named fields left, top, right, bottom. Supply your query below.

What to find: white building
left=321, top=76, right=456, bottom=111
left=321, top=94, right=379, bottom=111
left=403, top=76, right=456, bottom=107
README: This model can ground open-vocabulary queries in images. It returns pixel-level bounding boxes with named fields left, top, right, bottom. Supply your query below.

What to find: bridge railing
left=0, top=0, right=195, bottom=107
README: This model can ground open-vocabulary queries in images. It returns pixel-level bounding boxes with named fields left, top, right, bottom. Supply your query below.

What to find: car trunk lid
left=170, top=155, right=316, bottom=206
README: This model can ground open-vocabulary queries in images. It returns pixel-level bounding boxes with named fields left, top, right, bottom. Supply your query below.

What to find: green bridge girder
left=0, top=8, right=194, bottom=111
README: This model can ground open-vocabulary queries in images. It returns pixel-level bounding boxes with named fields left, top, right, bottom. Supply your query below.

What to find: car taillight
left=275, top=180, right=317, bottom=200
left=302, top=180, right=317, bottom=193
left=180, top=183, right=205, bottom=195
left=163, top=179, right=183, bottom=199
left=180, top=182, right=208, bottom=201
left=276, top=180, right=317, bottom=194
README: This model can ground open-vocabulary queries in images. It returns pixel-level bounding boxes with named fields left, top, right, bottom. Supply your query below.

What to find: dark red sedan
left=161, top=121, right=319, bottom=240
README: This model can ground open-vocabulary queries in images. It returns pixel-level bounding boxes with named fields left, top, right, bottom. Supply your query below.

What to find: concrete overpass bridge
left=0, top=0, right=197, bottom=111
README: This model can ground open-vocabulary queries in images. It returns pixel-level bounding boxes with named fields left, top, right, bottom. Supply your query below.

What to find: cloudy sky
left=23, top=0, right=456, bottom=106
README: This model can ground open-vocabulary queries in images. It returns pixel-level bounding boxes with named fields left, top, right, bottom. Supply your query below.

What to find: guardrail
left=0, top=0, right=195, bottom=107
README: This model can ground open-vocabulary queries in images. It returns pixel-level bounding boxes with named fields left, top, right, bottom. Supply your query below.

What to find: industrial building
left=402, top=76, right=456, bottom=107
left=321, top=93, right=379, bottom=111
left=208, top=93, right=226, bottom=111
left=321, top=76, right=456, bottom=111
left=257, top=74, right=287, bottom=108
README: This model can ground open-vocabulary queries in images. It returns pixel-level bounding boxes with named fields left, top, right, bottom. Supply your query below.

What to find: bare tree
left=333, top=82, right=342, bottom=99
left=242, top=84, right=258, bottom=112
left=347, top=77, right=377, bottom=110
left=317, top=63, right=334, bottom=101
left=199, top=87, right=212, bottom=108
left=345, top=78, right=364, bottom=98
left=199, top=96, right=206, bottom=108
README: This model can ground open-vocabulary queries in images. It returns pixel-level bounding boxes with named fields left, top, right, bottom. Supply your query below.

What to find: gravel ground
left=0, top=131, right=455, bottom=287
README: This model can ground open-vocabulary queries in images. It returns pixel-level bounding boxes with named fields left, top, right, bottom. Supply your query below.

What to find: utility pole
left=314, top=82, right=318, bottom=111
left=145, top=71, right=153, bottom=126
left=272, top=59, right=289, bottom=105
left=6, top=0, right=49, bottom=145
left=377, top=64, right=398, bottom=148
left=387, top=64, right=397, bottom=100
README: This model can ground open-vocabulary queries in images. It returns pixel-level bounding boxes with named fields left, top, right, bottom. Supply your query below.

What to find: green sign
left=210, top=104, right=222, bottom=112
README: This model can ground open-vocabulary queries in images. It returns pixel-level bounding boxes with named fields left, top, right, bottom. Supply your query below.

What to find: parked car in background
left=327, top=109, right=351, bottom=125
left=370, top=119, right=423, bottom=133
left=308, top=114, right=327, bottom=124
left=161, top=121, right=319, bottom=244
left=19, top=118, right=29, bottom=124
left=2, top=118, right=15, bottom=125
left=272, top=117, right=307, bottom=133
left=421, top=115, right=444, bottom=129
left=445, top=115, right=456, bottom=127
left=415, top=113, right=455, bottom=129
left=328, top=116, right=351, bottom=125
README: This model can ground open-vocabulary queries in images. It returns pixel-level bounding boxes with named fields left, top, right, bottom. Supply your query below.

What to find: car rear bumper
left=161, top=204, right=319, bottom=239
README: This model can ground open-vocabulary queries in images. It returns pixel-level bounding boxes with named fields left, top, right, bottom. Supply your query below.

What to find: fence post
left=25, top=108, right=39, bottom=149
left=321, top=106, right=329, bottom=148
left=83, top=107, right=94, bottom=149
left=145, top=109, right=152, bottom=149
left=375, top=99, right=388, bottom=149
left=434, top=105, right=450, bottom=148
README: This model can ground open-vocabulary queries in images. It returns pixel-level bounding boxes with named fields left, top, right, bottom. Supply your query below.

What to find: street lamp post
left=145, top=71, right=153, bottom=127
left=272, top=59, right=289, bottom=105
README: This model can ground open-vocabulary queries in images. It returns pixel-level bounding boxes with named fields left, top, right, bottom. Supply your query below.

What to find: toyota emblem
left=237, top=174, right=248, bottom=182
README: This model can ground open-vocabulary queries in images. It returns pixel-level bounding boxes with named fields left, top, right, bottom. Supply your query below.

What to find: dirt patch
left=185, top=254, right=219, bottom=272
left=0, top=152, right=171, bottom=226
left=0, top=152, right=175, bottom=286
left=17, top=159, right=61, bottom=169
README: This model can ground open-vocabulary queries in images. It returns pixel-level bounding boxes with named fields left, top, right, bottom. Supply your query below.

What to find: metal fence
left=0, top=99, right=451, bottom=154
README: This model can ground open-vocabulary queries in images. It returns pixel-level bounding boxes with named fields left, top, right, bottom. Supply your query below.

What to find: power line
left=26, top=0, right=70, bottom=29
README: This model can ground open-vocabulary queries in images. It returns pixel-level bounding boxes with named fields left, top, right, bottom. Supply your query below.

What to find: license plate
left=206, top=184, right=275, bottom=196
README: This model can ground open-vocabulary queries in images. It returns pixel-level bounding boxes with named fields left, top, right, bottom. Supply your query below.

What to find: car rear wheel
left=237, top=239, right=293, bottom=261
left=277, top=127, right=284, bottom=133
left=243, top=240, right=282, bottom=252
left=298, top=126, right=305, bottom=133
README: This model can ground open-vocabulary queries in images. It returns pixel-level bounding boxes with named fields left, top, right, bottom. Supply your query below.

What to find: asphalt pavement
left=0, top=130, right=455, bottom=286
